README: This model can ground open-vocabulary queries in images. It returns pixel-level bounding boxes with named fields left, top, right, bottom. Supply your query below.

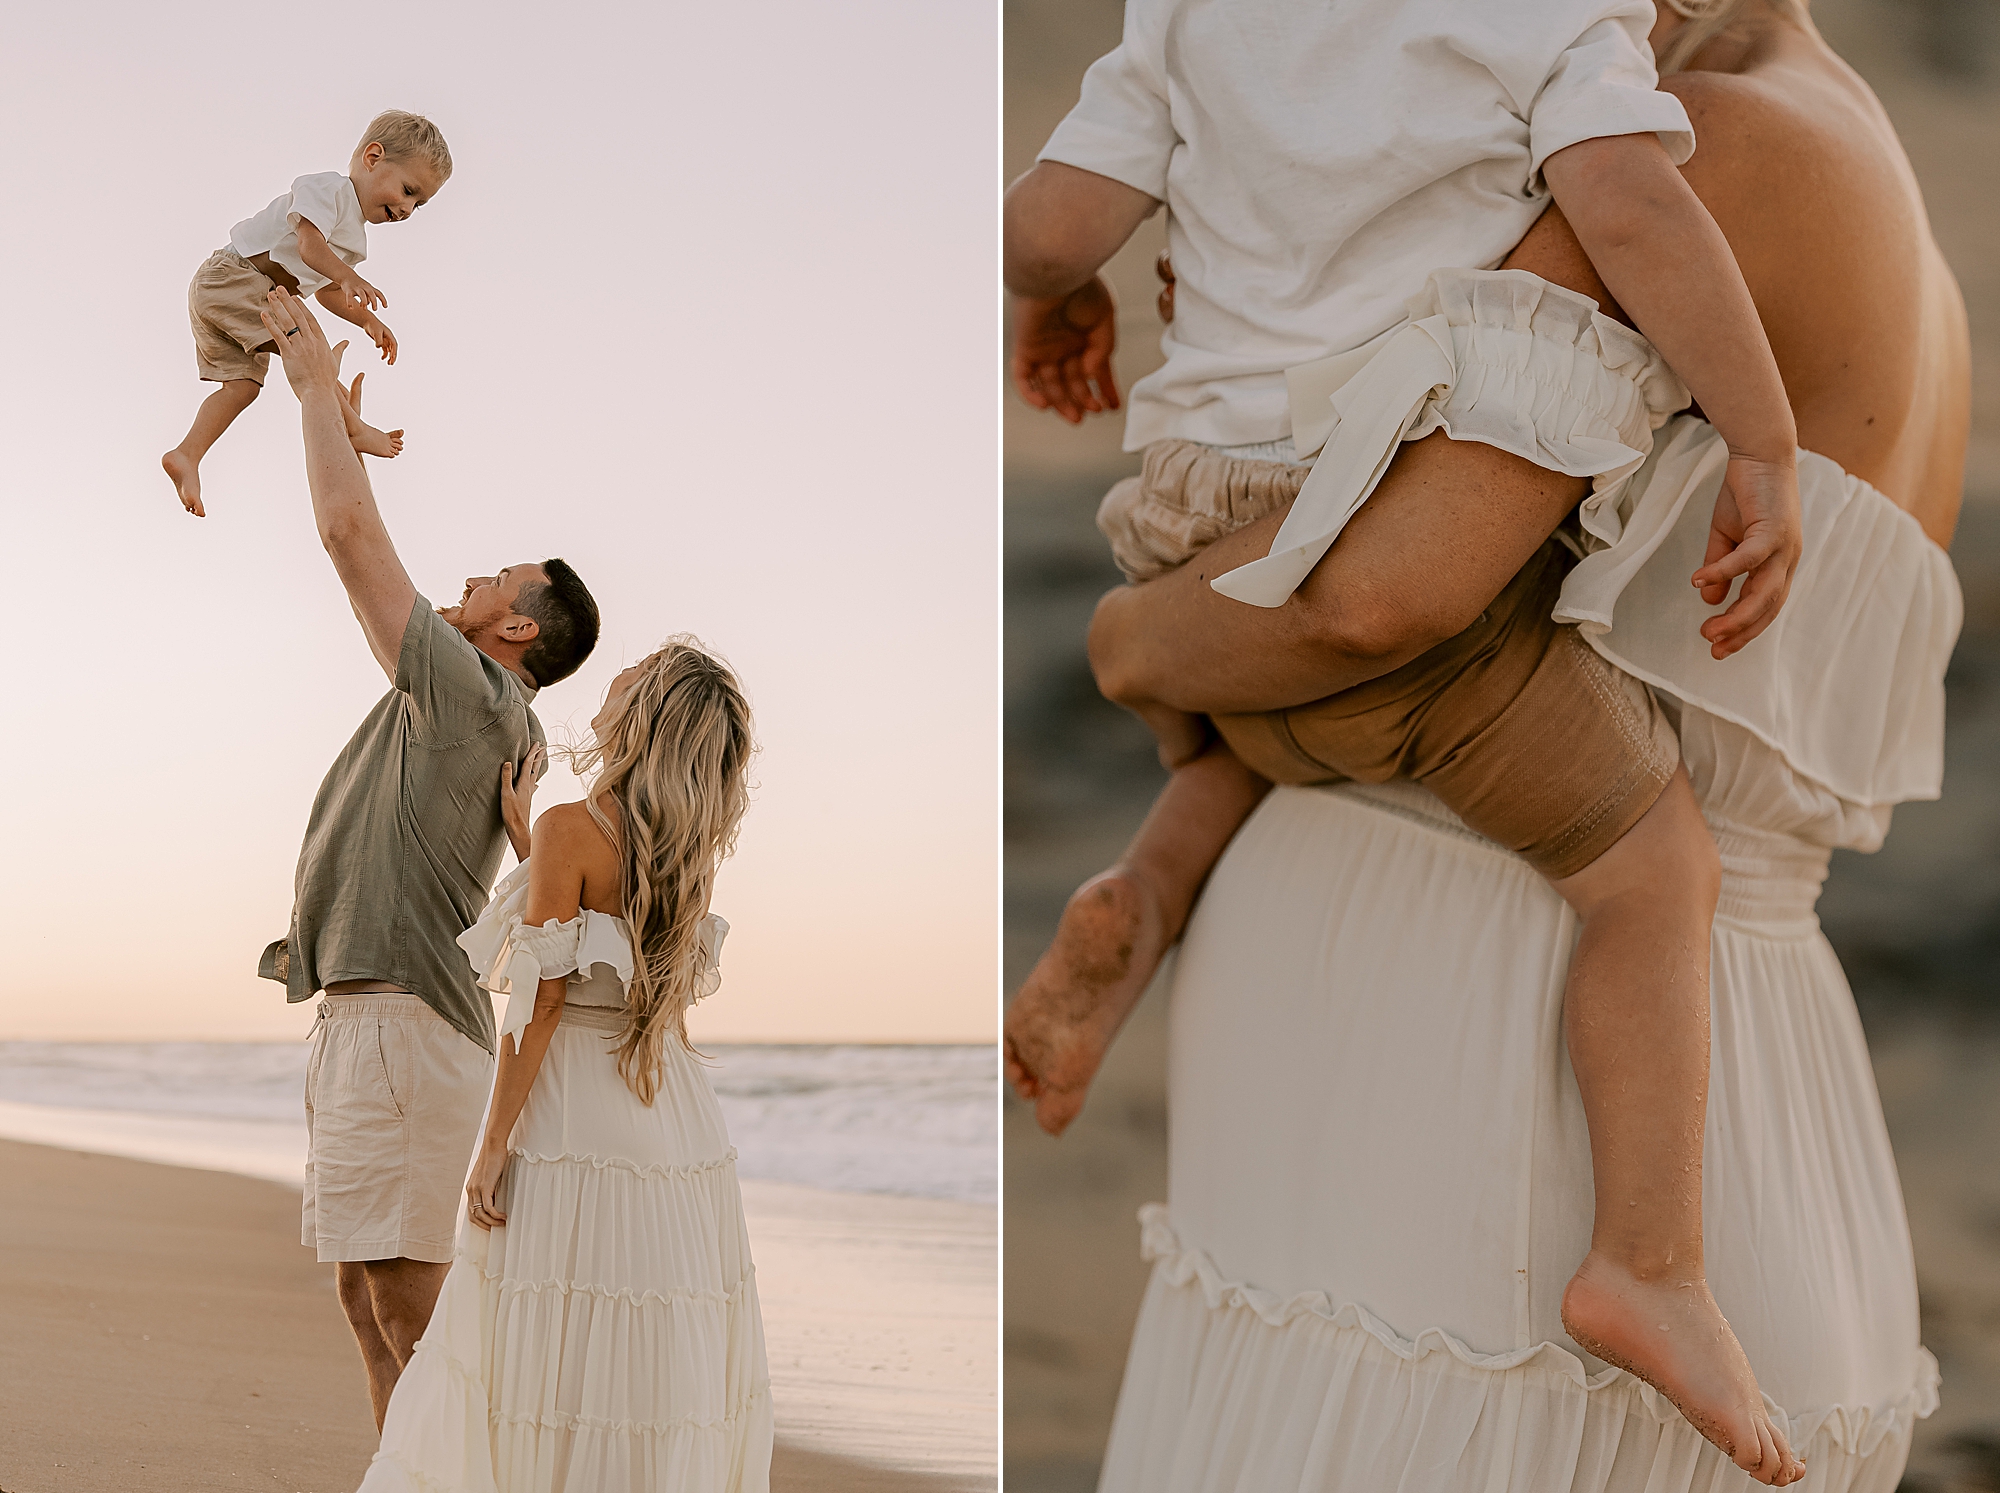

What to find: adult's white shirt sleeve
left=1527, top=9, right=1695, bottom=185
left=1036, top=5, right=1174, bottom=201
left=285, top=171, right=353, bottom=239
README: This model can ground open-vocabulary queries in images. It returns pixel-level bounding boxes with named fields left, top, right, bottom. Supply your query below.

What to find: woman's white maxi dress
left=359, top=867, right=773, bottom=1493
left=1098, top=405, right=1960, bottom=1490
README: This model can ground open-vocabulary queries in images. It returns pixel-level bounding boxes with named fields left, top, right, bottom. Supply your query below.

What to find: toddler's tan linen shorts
left=302, top=992, right=493, bottom=1264
left=1103, top=439, right=1679, bottom=881
left=187, top=248, right=277, bottom=384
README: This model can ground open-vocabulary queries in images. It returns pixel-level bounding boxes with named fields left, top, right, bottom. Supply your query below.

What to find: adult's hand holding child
left=259, top=288, right=344, bottom=399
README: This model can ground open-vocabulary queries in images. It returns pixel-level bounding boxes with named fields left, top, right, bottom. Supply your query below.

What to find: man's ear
left=499, top=614, right=540, bottom=645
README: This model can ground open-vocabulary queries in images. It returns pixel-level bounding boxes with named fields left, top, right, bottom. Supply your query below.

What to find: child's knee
left=1554, top=774, right=1718, bottom=917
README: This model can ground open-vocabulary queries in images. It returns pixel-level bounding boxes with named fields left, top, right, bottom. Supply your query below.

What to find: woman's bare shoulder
left=530, top=801, right=620, bottom=864
left=1664, top=64, right=1901, bottom=217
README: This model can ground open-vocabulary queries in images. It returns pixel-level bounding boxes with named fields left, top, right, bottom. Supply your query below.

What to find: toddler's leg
left=162, top=379, right=260, bottom=517
left=1551, top=770, right=1802, bottom=1486
left=1006, top=742, right=1269, bottom=1136
left=336, top=371, right=404, bottom=460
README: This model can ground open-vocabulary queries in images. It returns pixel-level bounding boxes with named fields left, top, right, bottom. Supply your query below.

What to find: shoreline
left=0, top=1137, right=994, bottom=1491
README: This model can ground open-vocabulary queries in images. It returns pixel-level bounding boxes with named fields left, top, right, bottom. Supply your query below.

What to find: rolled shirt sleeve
left=1527, top=10, right=1695, bottom=185
left=1036, top=3, right=1175, bottom=201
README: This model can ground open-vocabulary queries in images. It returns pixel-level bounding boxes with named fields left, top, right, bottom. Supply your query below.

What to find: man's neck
left=469, top=639, right=536, bottom=692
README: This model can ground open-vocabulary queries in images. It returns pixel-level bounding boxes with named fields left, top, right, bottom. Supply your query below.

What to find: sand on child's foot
left=1561, top=1261, right=1804, bottom=1486
left=1007, top=872, right=1163, bottom=1137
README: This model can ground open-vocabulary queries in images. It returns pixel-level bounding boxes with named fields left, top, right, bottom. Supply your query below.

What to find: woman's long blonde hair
left=1656, top=0, right=1818, bottom=76
left=565, top=638, right=755, bottom=1103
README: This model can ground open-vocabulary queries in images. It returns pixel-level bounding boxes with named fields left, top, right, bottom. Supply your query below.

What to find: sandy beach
left=0, top=1139, right=994, bottom=1493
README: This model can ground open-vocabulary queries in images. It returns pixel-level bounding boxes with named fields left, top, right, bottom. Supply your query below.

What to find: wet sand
left=0, top=1140, right=993, bottom=1492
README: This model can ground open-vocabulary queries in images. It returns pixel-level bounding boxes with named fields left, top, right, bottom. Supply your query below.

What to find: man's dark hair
left=517, top=558, right=601, bottom=687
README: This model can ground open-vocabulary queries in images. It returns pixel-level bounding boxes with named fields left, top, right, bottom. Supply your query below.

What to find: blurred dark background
left=1003, top=1, right=2000, bottom=1489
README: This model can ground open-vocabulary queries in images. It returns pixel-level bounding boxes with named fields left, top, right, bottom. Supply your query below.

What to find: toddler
left=162, top=110, right=451, bottom=517
left=1005, top=1, right=1804, bottom=1483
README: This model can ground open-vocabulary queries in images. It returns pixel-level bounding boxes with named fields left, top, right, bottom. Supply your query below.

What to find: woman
left=360, top=640, right=773, bottom=1492
left=1017, top=3, right=1965, bottom=1488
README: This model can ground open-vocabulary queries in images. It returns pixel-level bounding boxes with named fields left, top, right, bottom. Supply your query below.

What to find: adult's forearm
left=298, top=388, right=377, bottom=543
left=1091, top=430, right=1587, bottom=715
left=1086, top=207, right=1606, bottom=718
left=481, top=982, right=566, bottom=1151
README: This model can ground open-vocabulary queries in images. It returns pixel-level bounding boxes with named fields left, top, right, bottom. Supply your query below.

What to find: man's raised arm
left=259, top=287, right=416, bottom=679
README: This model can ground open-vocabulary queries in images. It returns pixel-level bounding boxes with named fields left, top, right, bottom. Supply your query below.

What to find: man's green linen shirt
left=259, top=597, right=544, bottom=1052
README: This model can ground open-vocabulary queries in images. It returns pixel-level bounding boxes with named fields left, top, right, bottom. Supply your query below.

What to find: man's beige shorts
left=187, top=248, right=277, bottom=385
left=302, top=993, right=493, bottom=1264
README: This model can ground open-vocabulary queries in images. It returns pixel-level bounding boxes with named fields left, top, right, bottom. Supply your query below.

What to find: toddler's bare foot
left=1563, top=1256, right=1804, bottom=1485
left=350, top=423, right=405, bottom=459
left=1005, top=870, right=1165, bottom=1136
left=162, top=449, right=204, bottom=517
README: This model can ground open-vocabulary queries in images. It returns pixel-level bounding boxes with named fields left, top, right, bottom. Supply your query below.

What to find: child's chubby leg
left=162, top=379, right=260, bottom=517
left=1549, top=771, right=1803, bottom=1486
left=327, top=346, right=404, bottom=460
left=1006, top=737, right=1270, bottom=1137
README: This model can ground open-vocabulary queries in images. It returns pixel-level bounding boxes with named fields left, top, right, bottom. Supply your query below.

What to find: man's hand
left=1691, top=455, right=1801, bottom=658
left=258, top=288, right=343, bottom=400
left=1010, top=278, right=1121, bottom=424
left=362, top=315, right=399, bottom=365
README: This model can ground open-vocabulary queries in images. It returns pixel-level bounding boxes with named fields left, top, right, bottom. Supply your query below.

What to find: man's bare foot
left=1562, top=1255, right=1805, bottom=1485
left=350, top=423, right=405, bottom=459
left=162, top=449, right=204, bottom=517
left=1005, top=869, right=1165, bottom=1136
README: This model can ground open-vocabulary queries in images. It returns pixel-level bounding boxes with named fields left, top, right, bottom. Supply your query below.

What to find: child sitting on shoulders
left=163, top=109, right=450, bottom=517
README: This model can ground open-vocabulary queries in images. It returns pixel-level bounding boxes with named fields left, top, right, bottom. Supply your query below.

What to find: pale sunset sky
left=1, top=1, right=998, bottom=1042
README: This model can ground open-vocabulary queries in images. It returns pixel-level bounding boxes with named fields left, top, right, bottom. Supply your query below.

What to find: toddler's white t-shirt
left=1038, top=0, right=1694, bottom=450
left=230, top=173, right=369, bottom=297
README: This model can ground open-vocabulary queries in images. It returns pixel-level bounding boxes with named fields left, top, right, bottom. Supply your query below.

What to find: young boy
left=162, top=110, right=451, bottom=517
left=1004, top=2, right=1804, bottom=1484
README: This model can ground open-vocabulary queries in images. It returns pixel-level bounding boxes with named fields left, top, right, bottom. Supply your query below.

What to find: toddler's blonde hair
left=358, top=110, right=453, bottom=179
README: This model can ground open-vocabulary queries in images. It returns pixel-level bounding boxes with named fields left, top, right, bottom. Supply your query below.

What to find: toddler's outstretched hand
left=1691, top=455, right=1801, bottom=659
left=1011, top=277, right=1120, bottom=424
left=364, top=316, right=399, bottom=365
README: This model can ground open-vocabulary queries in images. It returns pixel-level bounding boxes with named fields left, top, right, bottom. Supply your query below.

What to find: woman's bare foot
left=1562, top=1255, right=1805, bottom=1485
left=350, top=423, right=405, bottom=459
left=1005, top=869, right=1166, bottom=1136
left=162, top=449, right=204, bottom=517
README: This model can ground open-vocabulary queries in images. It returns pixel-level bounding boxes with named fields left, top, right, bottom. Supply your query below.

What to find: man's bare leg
left=1551, top=769, right=1803, bottom=1486
left=1006, top=743, right=1270, bottom=1135
left=335, top=1256, right=450, bottom=1431
left=162, top=378, right=260, bottom=517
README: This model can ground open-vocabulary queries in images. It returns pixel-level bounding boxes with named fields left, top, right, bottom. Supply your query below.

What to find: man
left=253, top=287, right=600, bottom=1428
